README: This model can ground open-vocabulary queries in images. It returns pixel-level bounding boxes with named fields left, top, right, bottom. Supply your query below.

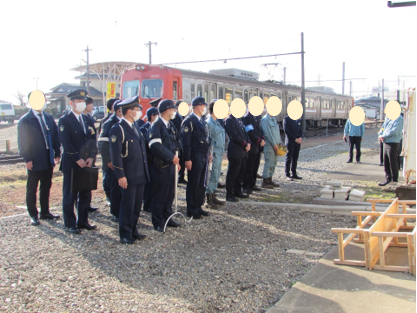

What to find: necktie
left=133, top=124, right=140, bottom=138
left=38, top=113, right=49, bottom=149
left=38, top=113, right=54, bottom=165
left=79, top=115, right=86, bottom=133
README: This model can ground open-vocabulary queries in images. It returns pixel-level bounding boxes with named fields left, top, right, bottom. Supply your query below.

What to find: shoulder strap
left=118, top=124, right=125, bottom=143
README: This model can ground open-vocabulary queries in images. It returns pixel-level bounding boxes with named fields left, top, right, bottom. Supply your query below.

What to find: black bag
left=71, top=167, right=99, bottom=192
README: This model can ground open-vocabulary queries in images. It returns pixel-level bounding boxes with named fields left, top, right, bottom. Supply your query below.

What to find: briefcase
left=71, top=167, right=99, bottom=192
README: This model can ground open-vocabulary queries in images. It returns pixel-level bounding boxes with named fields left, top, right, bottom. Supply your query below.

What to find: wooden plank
left=407, top=234, right=414, bottom=275
left=334, top=260, right=366, bottom=267
left=372, top=232, right=408, bottom=238
left=379, top=237, right=385, bottom=266
left=367, top=199, right=396, bottom=203
left=351, top=211, right=382, bottom=216
left=364, top=230, right=371, bottom=269
left=331, top=228, right=364, bottom=234
left=338, top=233, right=345, bottom=261
left=373, top=265, right=410, bottom=272
left=387, top=214, right=416, bottom=219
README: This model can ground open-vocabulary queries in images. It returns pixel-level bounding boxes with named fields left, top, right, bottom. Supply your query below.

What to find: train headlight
left=136, top=65, right=141, bottom=71
left=141, top=65, right=145, bottom=70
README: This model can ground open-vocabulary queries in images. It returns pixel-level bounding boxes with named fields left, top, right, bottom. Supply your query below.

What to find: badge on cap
left=184, top=126, right=189, bottom=133
left=60, top=125, right=65, bottom=132
left=111, top=135, right=117, bottom=143
left=80, top=91, right=85, bottom=96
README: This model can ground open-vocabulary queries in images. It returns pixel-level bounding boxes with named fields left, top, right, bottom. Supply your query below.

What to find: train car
left=121, top=64, right=353, bottom=127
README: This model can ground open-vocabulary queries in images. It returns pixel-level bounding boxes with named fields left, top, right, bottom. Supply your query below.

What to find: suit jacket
left=172, top=113, right=183, bottom=132
left=58, top=111, right=97, bottom=173
left=98, top=113, right=120, bottom=167
left=225, top=115, right=250, bottom=159
left=180, top=113, right=210, bottom=161
left=242, top=112, right=264, bottom=154
left=283, top=116, right=302, bottom=146
left=109, top=119, right=150, bottom=185
left=148, top=118, right=179, bottom=164
left=140, top=121, right=151, bottom=136
left=17, top=110, right=60, bottom=171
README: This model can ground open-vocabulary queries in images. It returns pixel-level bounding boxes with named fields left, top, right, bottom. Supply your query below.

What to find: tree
left=14, top=91, right=27, bottom=107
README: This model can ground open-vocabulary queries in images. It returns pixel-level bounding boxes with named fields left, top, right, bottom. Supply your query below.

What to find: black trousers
left=62, top=172, right=91, bottom=228
left=26, top=167, right=53, bottom=218
left=142, top=163, right=156, bottom=212
left=243, top=151, right=261, bottom=189
left=151, top=163, right=175, bottom=227
left=186, top=152, right=207, bottom=215
left=285, top=144, right=301, bottom=175
left=384, top=142, right=400, bottom=182
left=348, top=136, right=362, bottom=162
left=119, top=183, right=144, bottom=239
left=110, top=170, right=122, bottom=218
left=179, top=151, right=186, bottom=181
left=226, top=157, right=246, bottom=198
left=380, top=142, right=384, bottom=164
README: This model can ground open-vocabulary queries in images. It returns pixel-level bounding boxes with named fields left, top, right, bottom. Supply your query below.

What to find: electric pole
left=83, top=46, right=92, bottom=94
left=283, top=67, right=286, bottom=84
left=380, top=79, right=385, bottom=120
left=350, top=81, right=352, bottom=96
left=301, top=32, right=306, bottom=133
left=342, top=62, right=345, bottom=94
left=145, top=41, right=158, bottom=64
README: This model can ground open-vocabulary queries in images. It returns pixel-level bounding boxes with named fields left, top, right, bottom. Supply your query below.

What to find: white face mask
left=171, top=111, right=177, bottom=120
left=132, top=110, right=142, bottom=121
left=75, top=102, right=86, bottom=113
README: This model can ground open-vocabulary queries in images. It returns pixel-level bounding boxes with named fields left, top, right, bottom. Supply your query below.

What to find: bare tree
left=14, top=91, right=27, bottom=107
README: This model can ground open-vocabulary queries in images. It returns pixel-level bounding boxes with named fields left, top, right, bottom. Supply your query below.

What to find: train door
left=172, top=78, right=179, bottom=101
left=204, top=83, right=209, bottom=101
left=210, top=83, right=217, bottom=102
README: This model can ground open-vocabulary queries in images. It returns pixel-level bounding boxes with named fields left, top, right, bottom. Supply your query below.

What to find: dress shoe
left=178, top=179, right=188, bottom=184
left=346, top=160, right=353, bottom=163
left=226, top=196, right=239, bottom=202
left=243, top=187, right=253, bottom=194
left=268, top=177, right=280, bottom=187
left=30, top=216, right=40, bottom=226
left=68, top=227, right=81, bottom=234
left=167, top=219, right=180, bottom=227
left=234, top=192, right=249, bottom=199
left=120, top=237, right=135, bottom=244
left=199, top=209, right=210, bottom=217
left=40, top=213, right=60, bottom=220
left=378, top=180, right=391, bottom=186
left=290, top=174, right=302, bottom=180
left=379, top=163, right=384, bottom=166
left=132, top=233, right=147, bottom=240
left=356, top=161, right=362, bottom=164
left=256, top=173, right=262, bottom=179
left=187, top=212, right=203, bottom=219
left=78, top=223, right=97, bottom=230
left=88, top=207, right=99, bottom=212
left=154, top=225, right=165, bottom=232
left=252, top=185, right=262, bottom=191
left=286, top=173, right=293, bottom=181
left=217, top=182, right=226, bottom=189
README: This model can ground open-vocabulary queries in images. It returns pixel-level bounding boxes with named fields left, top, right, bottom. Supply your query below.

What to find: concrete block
left=327, top=180, right=343, bottom=189
left=286, top=249, right=305, bottom=255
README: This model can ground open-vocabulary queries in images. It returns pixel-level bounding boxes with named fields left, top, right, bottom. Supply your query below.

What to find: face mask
left=75, top=102, right=86, bottom=113
left=171, top=111, right=177, bottom=120
left=132, top=110, right=142, bottom=121
left=202, top=106, right=207, bottom=115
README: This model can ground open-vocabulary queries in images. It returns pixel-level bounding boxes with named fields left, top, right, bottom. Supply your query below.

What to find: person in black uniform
left=225, top=113, right=251, bottom=202
left=242, top=111, right=265, bottom=193
left=149, top=98, right=162, bottom=108
left=98, top=100, right=123, bottom=221
left=141, top=107, right=159, bottom=213
left=173, top=99, right=187, bottom=184
left=109, top=96, right=149, bottom=244
left=180, top=97, right=211, bottom=219
left=99, top=97, right=119, bottom=204
left=283, top=115, right=303, bottom=181
left=58, top=89, right=98, bottom=234
left=17, top=92, right=61, bottom=226
left=147, top=100, right=181, bottom=231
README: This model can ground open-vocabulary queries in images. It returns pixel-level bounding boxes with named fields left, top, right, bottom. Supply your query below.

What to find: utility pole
left=34, top=77, right=39, bottom=89
left=83, top=46, right=92, bottom=94
left=283, top=67, right=286, bottom=84
left=350, top=81, right=352, bottom=96
left=144, top=41, right=157, bottom=64
left=380, top=79, right=385, bottom=120
left=342, top=62, right=345, bottom=94
left=301, top=32, right=306, bottom=133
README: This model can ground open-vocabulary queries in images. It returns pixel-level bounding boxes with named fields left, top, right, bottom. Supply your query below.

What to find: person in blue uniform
left=17, top=92, right=61, bottom=226
left=147, top=100, right=181, bottom=231
left=109, top=96, right=149, bottom=244
left=283, top=116, right=303, bottom=181
left=98, top=100, right=123, bottom=220
left=180, top=97, right=211, bottom=219
left=225, top=112, right=251, bottom=202
left=141, top=107, right=159, bottom=213
left=242, top=111, right=265, bottom=193
left=343, top=118, right=365, bottom=164
left=173, top=100, right=187, bottom=184
left=58, top=89, right=98, bottom=234
left=261, top=112, right=282, bottom=188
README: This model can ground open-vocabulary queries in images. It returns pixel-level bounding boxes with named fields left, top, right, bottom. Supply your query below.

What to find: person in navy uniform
left=180, top=97, right=211, bottom=219
left=17, top=92, right=61, bottom=226
left=98, top=100, right=123, bottom=220
left=147, top=100, right=181, bottom=231
left=225, top=112, right=251, bottom=202
left=140, top=107, right=159, bottom=213
left=98, top=98, right=118, bottom=142
left=283, top=115, right=303, bottom=181
left=242, top=111, right=265, bottom=193
left=173, top=99, right=187, bottom=184
left=109, top=96, right=150, bottom=244
left=58, top=89, right=98, bottom=234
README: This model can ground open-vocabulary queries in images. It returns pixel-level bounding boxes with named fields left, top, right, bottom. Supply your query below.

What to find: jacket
left=225, top=115, right=250, bottom=159
left=283, top=116, right=302, bottom=146
left=378, top=115, right=404, bottom=143
left=344, top=119, right=365, bottom=137
left=180, top=113, right=211, bottom=161
left=243, top=112, right=264, bottom=154
left=206, top=115, right=225, bottom=153
left=261, top=114, right=282, bottom=149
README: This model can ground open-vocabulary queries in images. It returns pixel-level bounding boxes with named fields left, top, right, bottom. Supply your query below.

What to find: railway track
left=0, top=155, right=24, bottom=165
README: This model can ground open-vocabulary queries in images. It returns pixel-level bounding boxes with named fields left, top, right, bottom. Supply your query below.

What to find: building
left=355, top=96, right=389, bottom=119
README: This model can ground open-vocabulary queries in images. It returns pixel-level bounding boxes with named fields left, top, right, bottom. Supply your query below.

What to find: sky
left=0, top=0, right=415, bottom=105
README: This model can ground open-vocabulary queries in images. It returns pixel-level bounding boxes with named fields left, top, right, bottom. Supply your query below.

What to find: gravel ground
left=0, top=128, right=385, bottom=312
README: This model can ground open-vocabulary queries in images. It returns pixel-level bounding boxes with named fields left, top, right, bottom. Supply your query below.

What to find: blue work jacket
left=344, top=119, right=365, bottom=137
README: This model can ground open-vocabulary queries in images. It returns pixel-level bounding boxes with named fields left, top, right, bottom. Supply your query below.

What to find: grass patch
left=344, top=180, right=395, bottom=201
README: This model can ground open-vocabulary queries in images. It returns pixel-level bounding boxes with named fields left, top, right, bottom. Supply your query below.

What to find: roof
left=47, top=83, right=102, bottom=97
left=355, top=96, right=389, bottom=108
left=71, top=61, right=137, bottom=74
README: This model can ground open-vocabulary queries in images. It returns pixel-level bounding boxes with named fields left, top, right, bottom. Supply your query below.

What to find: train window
left=219, top=87, right=224, bottom=100
left=225, top=87, right=233, bottom=104
left=259, top=92, right=263, bottom=100
left=235, top=89, right=243, bottom=100
left=210, top=84, right=216, bottom=101
left=191, top=84, right=195, bottom=99
left=271, top=93, right=276, bottom=98
left=244, top=90, right=248, bottom=103
left=197, top=84, right=202, bottom=97
left=173, top=81, right=178, bottom=100
left=122, top=80, right=140, bottom=99
left=322, top=99, right=330, bottom=109
left=249, top=89, right=252, bottom=99
left=204, top=83, right=209, bottom=102
left=141, top=79, right=163, bottom=98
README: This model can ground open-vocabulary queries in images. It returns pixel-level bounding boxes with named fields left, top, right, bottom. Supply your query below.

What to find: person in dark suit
left=98, top=98, right=118, bottom=135
left=109, top=96, right=150, bottom=244
left=242, top=111, right=265, bottom=193
left=140, top=107, right=159, bottom=213
left=180, top=97, right=211, bottom=219
left=17, top=92, right=61, bottom=226
left=283, top=116, right=303, bottom=181
left=225, top=113, right=251, bottom=202
left=147, top=100, right=181, bottom=231
left=58, top=89, right=98, bottom=234
left=98, top=100, right=123, bottom=220
left=173, top=100, right=187, bottom=184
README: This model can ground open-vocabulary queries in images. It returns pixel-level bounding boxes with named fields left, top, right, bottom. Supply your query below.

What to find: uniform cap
left=67, top=89, right=88, bottom=100
left=149, top=98, right=162, bottom=107
left=107, top=97, right=119, bottom=111
left=191, top=96, right=207, bottom=107
left=118, top=95, right=142, bottom=110
left=146, top=107, right=159, bottom=119
left=113, top=100, right=122, bottom=112
left=158, top=99, right=177, bottom=113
